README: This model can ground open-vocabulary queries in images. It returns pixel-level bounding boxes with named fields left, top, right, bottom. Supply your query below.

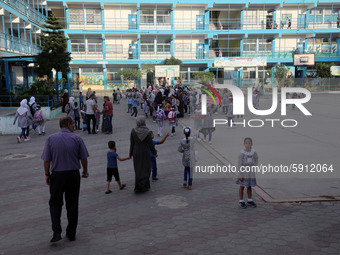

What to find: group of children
left=105, top=123, right=258, bottom=208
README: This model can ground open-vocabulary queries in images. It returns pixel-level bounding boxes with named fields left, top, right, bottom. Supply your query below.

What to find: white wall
left=104, top=6, right=136, bottom=30
left=105, top=35, right=136, bottom=59
left=174, top=36, right=204, bottom=59
left=174, top=6, right=205, bottom=30
left=12, top=66, right=23, bottom=84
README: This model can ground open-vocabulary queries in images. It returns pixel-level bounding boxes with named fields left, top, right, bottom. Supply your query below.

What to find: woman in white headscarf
left=129, top=116, right=157, bottom=193
left=66, top=97, right=75, bottom=119
left=86, top=88, right=92, bottom=100
left=13, top=99, right=33, bottom=143
left=29, top=96, right=37, bottom=131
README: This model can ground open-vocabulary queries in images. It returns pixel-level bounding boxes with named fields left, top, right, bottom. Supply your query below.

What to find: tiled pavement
left=0, top=95, right=339, bottom=255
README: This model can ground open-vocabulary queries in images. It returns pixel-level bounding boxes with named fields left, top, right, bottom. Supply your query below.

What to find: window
left=156, top=10, right=171, bottom=24
left=70, top=38, right=85, bottom=52
left=309, top=9, right=322, bottom=23
left=324, top=9, right=338, bottom=22
left=86, top=9, right=101, bottom=25
left=157, top=37, right=171, bottom=53
left=258, top=40, right=272, bottom=52
left=107, top=68, right=121, bottom=82
left=141, top=10, right=154, bottom=24
left=247, top=10, right=257, bottom=25
left=82, top=67, right=102, bottom=74
left=87, top=38, right=102, bottom=53
left=243, top=68, right=256, bottom=79
left=244, top=39, right=256, bottom=52
left=69, top=9, right=83, bottom=24
left=141, top=38, right=154, bottom=53
left=106, top=44, right=123, bottom=54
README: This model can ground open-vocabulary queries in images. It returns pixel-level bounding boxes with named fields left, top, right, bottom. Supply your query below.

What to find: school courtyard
left=0, top=93, right=339, bottom=254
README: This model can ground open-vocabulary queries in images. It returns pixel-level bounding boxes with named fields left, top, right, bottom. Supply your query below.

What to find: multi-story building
left=0, top=0, right=48, bottom=91
left=1, top=0, right=340, bottom=91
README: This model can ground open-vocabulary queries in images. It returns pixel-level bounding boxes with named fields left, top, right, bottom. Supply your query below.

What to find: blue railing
left=0, top=95, right=58, bottom=108
left=2, top=0, right=47, bottom=23
left=0, top=33, right=40, bottom=55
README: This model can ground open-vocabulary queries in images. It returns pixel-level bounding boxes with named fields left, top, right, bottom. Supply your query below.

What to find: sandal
left=120, top=184, right=126, bottom=190
left=105, top=190, right=112, bottom=194
left=183, top=182, right=187, bottom=187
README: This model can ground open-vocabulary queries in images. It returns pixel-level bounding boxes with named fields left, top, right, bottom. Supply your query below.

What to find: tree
left=193, top=71, right=215, bottom=84
left=273, top=64, right=288, bottom=87
left=315, top=62, right=334, bottom=78
left=117, top=68, right=142, bottom=86
left=164, top=56, right=182, bottom=66
left=36, top=12, right=71, bottom=79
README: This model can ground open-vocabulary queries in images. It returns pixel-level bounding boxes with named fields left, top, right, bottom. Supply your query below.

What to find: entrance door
left=296, top=42, right=305, bottom=54
left=196, top=44, right=204, bottom=59
left=196, top=15, right=205, bottom=30
left=128, top=14, right=137, bottom=29
left=233, top=70, right=240, bottom=87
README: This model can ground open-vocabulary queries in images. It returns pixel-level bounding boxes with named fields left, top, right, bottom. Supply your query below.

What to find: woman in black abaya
left=129, top=116, right=157, bottom=193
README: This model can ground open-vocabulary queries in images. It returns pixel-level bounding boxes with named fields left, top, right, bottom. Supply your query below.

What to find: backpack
left=29, top=102, right=36, bottom=116
left=34, top=111, right=43, bottom=121
left=168, top=111, right=176, bottom=122
left=65, top=103, right=70, bottom=114
left=156, top=110, right=164, bottom=120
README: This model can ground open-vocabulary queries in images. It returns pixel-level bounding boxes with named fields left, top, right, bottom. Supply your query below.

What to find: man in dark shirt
left=42, top=116, right=89, bottom=243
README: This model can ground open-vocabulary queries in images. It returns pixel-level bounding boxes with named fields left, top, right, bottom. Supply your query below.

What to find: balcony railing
left=2, top=0, right=46, bottom=23
left=0, top=33, right=40, bottom=55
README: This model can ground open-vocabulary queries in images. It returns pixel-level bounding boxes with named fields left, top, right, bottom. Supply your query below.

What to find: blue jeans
left=131, top=107, right=138, bottom=117
left=204, top=129, right=212, bottom=141
left=151, top=157, right=157, bottom=178
left=20, top=128, right=27, bottom=139
left=106, top=114, right=113, bottom=132
left=184, top=167, right=192, bottom=186
left=127, top=104, right=132, bottom=113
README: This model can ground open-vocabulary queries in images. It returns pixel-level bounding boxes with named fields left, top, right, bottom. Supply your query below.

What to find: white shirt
left=86, top=99, right=95, bottom=114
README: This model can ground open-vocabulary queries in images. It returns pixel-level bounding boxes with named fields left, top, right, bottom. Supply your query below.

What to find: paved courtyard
left=0, top=93, right=339, bottom=254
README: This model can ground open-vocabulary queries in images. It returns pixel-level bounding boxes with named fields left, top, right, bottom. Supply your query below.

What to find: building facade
left=1, top=0, right=340, bottom=90
left=0, top=0, right=48, bottom=91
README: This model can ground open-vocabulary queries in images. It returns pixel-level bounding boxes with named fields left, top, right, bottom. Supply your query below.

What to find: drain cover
left=5, top=154, right=35, bottom=160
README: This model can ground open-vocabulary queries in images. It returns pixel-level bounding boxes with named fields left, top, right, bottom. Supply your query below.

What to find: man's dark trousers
left=49, top=170, right=80, bottom=237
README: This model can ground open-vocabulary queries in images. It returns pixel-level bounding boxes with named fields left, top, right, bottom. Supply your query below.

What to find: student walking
left=236, top=137, right=258, bottom=209
left=105, top=141, right=129, bottom=194
left=150, top=132, right=170, bottom=181
left=13, top=99, right=33, bottom=143
left=168, top=107, right=177, bottom=136
left=33, top=105, right=46, bottom=135
left=156, top=105, right=166, bottom=137
left=178, top=127, right=196, bottom=190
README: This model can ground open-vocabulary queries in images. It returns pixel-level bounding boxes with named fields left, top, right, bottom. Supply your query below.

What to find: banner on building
left=331, top=66, right=340, bottom=76
left=214, top=57, right=267, bottom=67
left=155, top=65, right=180, bottom=78
left=80, top=74, right=104, bottom=85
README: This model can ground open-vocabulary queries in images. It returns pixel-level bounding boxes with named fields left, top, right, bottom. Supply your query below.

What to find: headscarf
left=17, top=99, right=29, bottom=115
left=86, top=88, right=92, bottom=97
left=134, top=116, right=150, bottom=141
left=29, top=96, right=35, bottom=106
left=69, top=97, right=74, bottom=103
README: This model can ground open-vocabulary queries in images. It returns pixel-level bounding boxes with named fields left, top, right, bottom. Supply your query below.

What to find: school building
left=1, top=0, right=340, bottom=91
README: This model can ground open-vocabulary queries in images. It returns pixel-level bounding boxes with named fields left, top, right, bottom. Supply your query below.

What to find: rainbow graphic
left=200, top=83, right=222, bottom=106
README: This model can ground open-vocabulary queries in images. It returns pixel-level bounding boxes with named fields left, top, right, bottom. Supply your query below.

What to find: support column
left=337, top=37, right=340, bottom=56
left=101, top=3, right=105, bottom=30
left=10, top=13, right=13, bottom=51
left=171, top=8, right=174, bottom=30
left=65, top=8, right=69, bottom=29
left=102, top=35, right=106, bottom=59
left=204, top=39, right=209, bottom=59
left=306, top=9, right=310, bottom=29
left=137, top=7, right=140, bottom=30
left=273, top=10, right=277, bottom=28
left=305, top=38, right=308, bottom=52
left=17, top=21, right=21, bottom=53
left=171, top=34, right=175, bottom=57
left=205, top=9, right=209, bottom=30
left=103, top=64, right=107, bottom=89
left=2, top=16, right=7, bottom=50
left=240, top=10, right=244, bottom=30
left=4, top=61, right=10, bottom=92
left=240, top=39, right=243, bottom=56
left=137, top=34, right=140, bottom=59
left=29, top=28, right=32, bottom=54
left=272, top=38, right=275, bottom=58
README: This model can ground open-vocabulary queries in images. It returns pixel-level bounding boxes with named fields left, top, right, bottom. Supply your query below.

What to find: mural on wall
left=107, top=82, right=137, bottom=91
left=80, top=74, right=104, bottom=85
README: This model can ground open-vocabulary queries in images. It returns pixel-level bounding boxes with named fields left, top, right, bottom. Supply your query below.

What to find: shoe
left=120, top=184, right=126, bottom=190
left=152, top=177, right=159, bottom=181
left=239, top=202, right=247, bottom=209
left=17, top=136, right=21, bottom=143
left=88, top=132, right=91, bottom=134
left=247, top=201, right=257, bottom=208
left=39, top=133, right=42, bottom=135
left=208, top=141, right=212, bottom=144
left=188, top=186, right=192, bottom=190
left=42, top=132, right=46, bottom=135
left=24, top=139, right=30, bottom=142
left=171, top=133, right=174, bottom=137
left=66, top=233, right=76, bottom=241
left=50, top=233, right=62, bottom=243
left=183, top=182, right=187, bottom=187
left=26, top=137, right=31, bottom=140
left=92, top=132, right=97, bottom=134
left=105, top=190, right=112, bottom=194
